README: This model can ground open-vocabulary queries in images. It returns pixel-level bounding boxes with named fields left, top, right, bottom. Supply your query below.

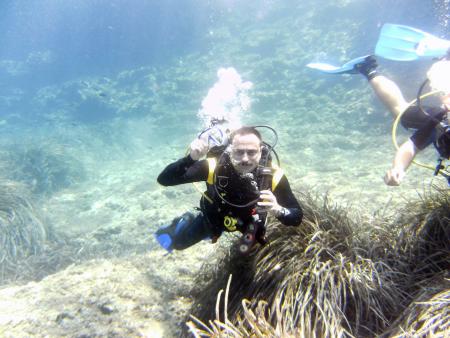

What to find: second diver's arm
left=384, top=139, right=418, bottom=186
left=384, top=113, right=440, bottom=186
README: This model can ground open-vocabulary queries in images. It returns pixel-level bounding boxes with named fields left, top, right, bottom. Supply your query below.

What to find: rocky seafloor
left=0, top=1, right=448, bottom=336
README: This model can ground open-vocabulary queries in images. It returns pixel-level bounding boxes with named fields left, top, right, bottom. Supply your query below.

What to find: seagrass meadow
left=0, top=0, right=449, bottom=337
left=186, top=189, right=449, bottom=337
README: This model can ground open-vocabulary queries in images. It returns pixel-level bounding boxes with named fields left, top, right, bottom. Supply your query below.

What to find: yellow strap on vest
left=271, top=164, right=284, bottom=191
left=207, top=158, right=217, bottom=185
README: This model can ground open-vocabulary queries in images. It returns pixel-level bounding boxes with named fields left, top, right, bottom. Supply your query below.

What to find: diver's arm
left=157, top=138, right=210, bottom=186
left=157, top=156, right=209, bottom=186
left=189, top=138, right=209, bottom=161
left=385, top=113, right=440, bottom=186
left=384, top=139, right=418, bottom=186
left=272, top=176, right=302, bottom=226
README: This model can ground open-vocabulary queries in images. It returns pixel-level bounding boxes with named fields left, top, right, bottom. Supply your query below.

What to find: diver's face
left=429, top=59, right=450, bottom=111
left=230, top=133, right=261, bottom=174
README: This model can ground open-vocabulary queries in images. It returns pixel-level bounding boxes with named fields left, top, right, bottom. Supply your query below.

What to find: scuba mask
left=198, top=119, right=231, bottom=149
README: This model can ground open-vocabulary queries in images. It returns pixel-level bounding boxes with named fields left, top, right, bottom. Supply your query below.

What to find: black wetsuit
left=157, top=154, right=302, bottom=250
left=401, top=105, right=449, bottom=157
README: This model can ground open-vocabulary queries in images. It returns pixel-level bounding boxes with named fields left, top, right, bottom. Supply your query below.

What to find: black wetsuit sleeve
left=157, top=155, right=209, bottom=186
left=273, top=175, right=302, bottom=226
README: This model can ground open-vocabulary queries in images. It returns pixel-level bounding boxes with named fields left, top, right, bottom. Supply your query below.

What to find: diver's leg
left=369, top=76, right=409, bottom=118
left=155, top=212, right=212, bottom=251
left=170, top=213, right=212, bottom=250
left=356, top=56, right=408, bottom=118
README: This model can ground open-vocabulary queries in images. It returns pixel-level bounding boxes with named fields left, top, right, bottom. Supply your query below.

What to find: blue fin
left=375, top=24, right=450, bottom=61
left=155, top=233, right=173, bottom=252
left=306, top=55, right=371, bottom=74
left=154, top=215, right=191, bottom=252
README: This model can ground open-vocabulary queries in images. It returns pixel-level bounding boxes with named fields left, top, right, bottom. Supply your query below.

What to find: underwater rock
left=0, top=257, right=170, bottom=337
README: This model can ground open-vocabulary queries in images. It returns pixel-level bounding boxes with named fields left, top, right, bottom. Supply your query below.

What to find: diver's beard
left=236, top=166, right=255, bottom=175
left=230, top=158, right=257, bottom=174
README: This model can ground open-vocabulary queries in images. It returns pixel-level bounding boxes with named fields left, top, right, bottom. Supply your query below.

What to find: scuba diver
left=307, top=24, right=450, bottom=186
left=155, top=125, right=302, bottom=254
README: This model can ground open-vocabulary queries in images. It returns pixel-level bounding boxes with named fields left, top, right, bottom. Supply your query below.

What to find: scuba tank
left=434, top=118, right=450, bottom=185
left=435, top=122, right=450, bottom=159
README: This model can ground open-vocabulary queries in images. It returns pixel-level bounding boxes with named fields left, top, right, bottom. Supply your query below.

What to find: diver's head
left=427, top=59, right=450, bottom=109
left=229, top=126, right=262, bottom=174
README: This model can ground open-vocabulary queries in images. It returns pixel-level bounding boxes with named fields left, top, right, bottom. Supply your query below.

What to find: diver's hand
left=257, top=190, right=283, bottom=216
left=384, top=167, right=405, bottom=186
left=189, top=138, right=208, bottom=161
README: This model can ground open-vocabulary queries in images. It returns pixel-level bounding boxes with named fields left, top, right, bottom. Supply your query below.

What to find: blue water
left=0, top=0, right=209, bottom=79
left=0, top=0, right=448, bottom=278
left=0, top=0, right=446, bottom=117
left=0, top=2, right=449, bottom=336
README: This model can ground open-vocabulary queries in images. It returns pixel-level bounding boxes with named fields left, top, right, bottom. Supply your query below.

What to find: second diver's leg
left=369, top=75, right=409, bottom=119
left=356, top=56, right=408, bottom=118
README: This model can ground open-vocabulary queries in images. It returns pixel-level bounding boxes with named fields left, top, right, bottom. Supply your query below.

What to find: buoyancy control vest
left=200, top=146, right=284, bottom=233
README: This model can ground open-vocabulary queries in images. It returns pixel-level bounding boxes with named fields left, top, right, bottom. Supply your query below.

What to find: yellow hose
left=391, top=90, right=449, bottom=174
